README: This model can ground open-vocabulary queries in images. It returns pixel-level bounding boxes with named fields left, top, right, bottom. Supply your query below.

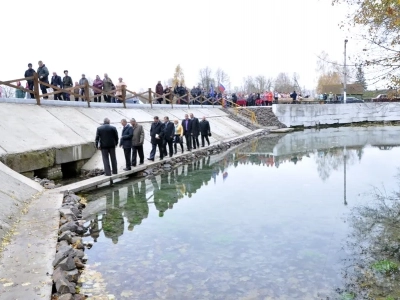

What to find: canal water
left=79, top=127, right=400, bottom=300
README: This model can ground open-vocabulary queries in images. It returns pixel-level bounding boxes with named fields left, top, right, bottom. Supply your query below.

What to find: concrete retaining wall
left=0, top=162, right=43, bottom=240
left=273, top=103, right=400, bottom=127
left=0, top=101, right=253, bottom=174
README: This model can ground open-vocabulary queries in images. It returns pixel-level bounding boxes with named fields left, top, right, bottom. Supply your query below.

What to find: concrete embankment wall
left=0, top=162, right=43, bottom=240
left=0, top=101, right=253, bottom=176
left=273, top=103, right=400, bottom=127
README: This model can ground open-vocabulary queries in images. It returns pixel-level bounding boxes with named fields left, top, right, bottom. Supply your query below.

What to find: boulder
left=59, top=208, right=77, bottom=220
left=59, top=294, right=74, bottom=300
left=56, top=240, right=69, bottom=251
left=75, top=226, right=87, bottom=235
left=64, top=269, right=79, bottom=283
left=53, top=245, right=74, bottom=267
left=59, top=231, right=72, bottom=243
left=73, top=249, right=85, bottom=259
left=74, top=257, right=85, bottom=269
left=73, top=294, right=86, bottom=300
left=70, top=237, right=82, bottom=245
left=58, top=255, right=76, bottom=271
left=52, top=267, right=65, bottom=283
left=59, top=221, right=78, bottom=234
left=55, top=277, right=76, bottom=294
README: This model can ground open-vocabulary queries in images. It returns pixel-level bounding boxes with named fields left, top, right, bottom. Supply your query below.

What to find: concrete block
left=55, top=143, right=96, bottom=164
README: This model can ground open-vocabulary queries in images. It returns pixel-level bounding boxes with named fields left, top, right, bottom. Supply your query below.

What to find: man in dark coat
left=62, top=70, right=73, bottom=101
left=290, top=91, right=298, bottom=104
left=119, top=119, right=133, bottom=171
left=37, top=60, right=49, bottom=99
left=95, top=118, right=119, bottom=176
left=51, top=72, right=63, bottom=100
left=190, top=113, right=200, bottom=149
left=148, top=116, right=164, bottom=161
left=181, top=114, right=192, bottom=151
left=155, top=81, right=163, bottom=104
left=24, top=63, right=36, bottom=99
left=162, top=116, right=175, bottom=158
left=199, top=116, right=211, bottom=147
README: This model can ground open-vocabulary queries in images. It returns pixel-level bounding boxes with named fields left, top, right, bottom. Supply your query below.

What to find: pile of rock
left=33, top=177, right=62, bottom=189
left=221, top=108, right=260, bottom=130
left=82, top=168, right=104, bottom=178
left=244, top=107, right=287, bottom=128
left=52, top=191, right=91, bottom=300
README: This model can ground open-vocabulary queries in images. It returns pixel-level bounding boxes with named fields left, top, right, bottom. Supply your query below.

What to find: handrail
left=224, top=98, right=258, bottom=124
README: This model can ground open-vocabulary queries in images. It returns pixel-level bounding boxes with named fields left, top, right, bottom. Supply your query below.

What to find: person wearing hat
left=24, top=63, right=36, bottom=99
left=62, top=70, right=73, bottom=101
left=78, top=74, right=88, bottom=101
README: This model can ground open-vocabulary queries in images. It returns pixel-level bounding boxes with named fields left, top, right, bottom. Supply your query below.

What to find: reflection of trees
left=341, top=173, right=400, bottom=299
left=314, top=147, right=358, bottom=182
left=102, top=190, right=124, bottom=244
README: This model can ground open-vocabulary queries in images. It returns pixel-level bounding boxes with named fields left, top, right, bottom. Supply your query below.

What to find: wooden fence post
left=148, top=88, right=153, bottom=108
left=84, top=82, right=90, bottom=107
left=33, top=73, right=41, bottom=105
left=122, top=86, right=126, bottom=108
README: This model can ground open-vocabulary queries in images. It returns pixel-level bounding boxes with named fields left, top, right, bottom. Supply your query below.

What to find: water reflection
left=80, top=127, right=400, bottom=299
left=341, top=171, right=400, bottom=299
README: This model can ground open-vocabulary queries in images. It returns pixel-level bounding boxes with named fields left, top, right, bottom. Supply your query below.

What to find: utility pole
left=343, top=39, right=348, bottom=104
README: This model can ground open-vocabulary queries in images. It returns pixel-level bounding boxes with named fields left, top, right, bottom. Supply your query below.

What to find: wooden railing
left=0, top=75, right=228, bottom=109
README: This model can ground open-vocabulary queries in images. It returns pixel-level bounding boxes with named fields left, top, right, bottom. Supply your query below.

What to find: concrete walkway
left=0, top=190, right=62, bottom=300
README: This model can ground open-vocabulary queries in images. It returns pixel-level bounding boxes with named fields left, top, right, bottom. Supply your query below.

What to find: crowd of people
left=13, top=61, right=312, bottom=106
left=95, top=113, right=212, bottom=176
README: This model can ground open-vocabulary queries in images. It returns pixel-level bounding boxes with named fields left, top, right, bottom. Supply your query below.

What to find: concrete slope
left=0, top=162, right=42, bottom=241
left=0, top=102, right=252, bottom=173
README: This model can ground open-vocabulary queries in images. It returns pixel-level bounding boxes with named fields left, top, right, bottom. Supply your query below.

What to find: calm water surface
left=80, top=127, right=400, bottom=300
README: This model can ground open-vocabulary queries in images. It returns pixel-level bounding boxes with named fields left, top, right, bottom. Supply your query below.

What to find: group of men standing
left=95, top=114, right=211, bottom=176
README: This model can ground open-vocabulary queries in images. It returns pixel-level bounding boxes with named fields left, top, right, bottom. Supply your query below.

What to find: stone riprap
left=0, top=102, right=253, bottom=175
left=237, top=107, right=287, bottom=128
left=272, top=102, right=400, bottom=127
left=52, top=191, right=89, bottom=299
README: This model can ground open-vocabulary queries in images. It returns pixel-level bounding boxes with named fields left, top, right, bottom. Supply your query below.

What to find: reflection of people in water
left=124, top=180, right=149, bottom=231
left=102, top=190, right=124, bottom=244
left=152, top=176, right=169, bottom=217
left=87, top=214, right=102, bottom=242
left=223, top=171, right=228, bottom=181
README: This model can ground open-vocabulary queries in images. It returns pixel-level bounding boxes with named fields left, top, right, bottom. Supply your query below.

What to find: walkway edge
left=0, top=190, right=63, bottom=300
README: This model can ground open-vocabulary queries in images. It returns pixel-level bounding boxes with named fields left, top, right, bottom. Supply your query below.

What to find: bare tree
left=1, top=85, right=15, bottom=98
left=243, top=76, right=257, bottom=94
left=215, top=68, right=230, bottom=89
left=274, top=73, right=294, bottom=93
left=254, top=75, right=273, bottom=93
left=199, top=67, right=214, bottom=92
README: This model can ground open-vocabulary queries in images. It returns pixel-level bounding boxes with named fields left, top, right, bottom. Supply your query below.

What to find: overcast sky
left=1, top=0, right=358, bottom=92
